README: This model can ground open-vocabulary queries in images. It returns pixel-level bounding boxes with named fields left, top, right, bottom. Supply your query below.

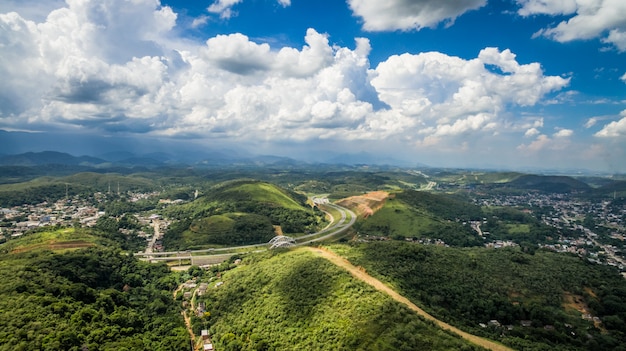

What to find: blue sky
left=1, top=0, right=625, bottom=171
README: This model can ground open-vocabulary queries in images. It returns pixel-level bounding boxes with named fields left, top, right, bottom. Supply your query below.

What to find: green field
left=358, top=197, right=436, bottom=237
left=2, top=227, right=102, bottom=254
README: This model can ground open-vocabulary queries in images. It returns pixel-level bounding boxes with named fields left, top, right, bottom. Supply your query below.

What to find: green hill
left=198, top=248, right=484, bottom=351
left=357, top=190, right=484, bottom=246
left=0, top=227, right=102, bottom=255
left=505, top=175, right=591, bottom=193
left=340, top=241, right=626, bottom=351
left=163, top=180, right=326, bottom=250
left=0, top=233, right=188, bottom=350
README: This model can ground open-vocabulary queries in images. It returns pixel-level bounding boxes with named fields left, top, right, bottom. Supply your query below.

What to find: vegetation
left=356, top=191, right=484, bottom=246
left=197, top=248, right=484, bottom=351
left=0, top=238, right=188, bottom=350
left=162, top=180, right=326, bottom=249
left=338, top=241, right=626, bottom=351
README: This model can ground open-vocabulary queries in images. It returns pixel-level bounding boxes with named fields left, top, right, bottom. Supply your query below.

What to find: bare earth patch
left=336, top=191, right=389, bottom=218
left=11, top=240, right=94, bottom=254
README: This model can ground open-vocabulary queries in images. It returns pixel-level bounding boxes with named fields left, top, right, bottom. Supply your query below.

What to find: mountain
left=505, top=174, right=591, bottom=193
left=0, top=151, right=106, bottom=166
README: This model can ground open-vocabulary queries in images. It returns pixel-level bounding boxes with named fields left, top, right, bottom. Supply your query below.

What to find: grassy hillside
left=338, top=241, right=626, bottom=351
left=0, top=232, right=188, bottom=350
left=0, top=172, right=156, bottom=207
left=180, top=213, right=275, bottom=248
left=356, top=191, right=483, bottom=246
left=505, top=175, right=591, bottom=193
left=0, top=227, right=102, bottom=254
left=163, top=180, right=326, bottom=250
left=198, top=248, right=484, bottom=351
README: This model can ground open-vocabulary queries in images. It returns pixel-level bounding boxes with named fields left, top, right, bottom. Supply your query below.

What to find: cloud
left=621, top=72, right=626, bottom=83
left=595, top=110, right=626, bottom=137
left=207, top=0, right=290, bottom=19
left=517, top=0, right=626, bottom=51
left=518, top=134, right=551, bottom=152
left=585, top=117, right=598, bottom=128
left=348, top=0, right=486, bottom=31
left=525, top=127, right=540, bottom=137
left=553, top=128, right=573, bottom=138
left=207, top=0, right=242, bottom=19
left=0, top=1, right=570, bottom=156
left=370, top=47, right=568, bottom=143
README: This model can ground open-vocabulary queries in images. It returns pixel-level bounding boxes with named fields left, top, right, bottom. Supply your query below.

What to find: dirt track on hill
left=306, top=246, right=515, bottom=351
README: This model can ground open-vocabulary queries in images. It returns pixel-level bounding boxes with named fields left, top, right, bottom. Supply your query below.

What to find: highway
left=135, top=199, right=356, bottom=264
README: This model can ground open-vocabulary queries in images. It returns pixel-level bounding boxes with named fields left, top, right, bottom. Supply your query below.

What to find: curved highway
left=135, top=199, right=356, bottom=263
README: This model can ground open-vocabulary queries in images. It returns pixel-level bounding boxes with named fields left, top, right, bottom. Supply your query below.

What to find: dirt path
left=306, top=246, right=515, bottom=351
left=176, top=283, right=199, bottom=351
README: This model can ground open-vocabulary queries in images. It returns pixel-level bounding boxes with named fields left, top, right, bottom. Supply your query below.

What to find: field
left=3, top=227, right=100, bottom=254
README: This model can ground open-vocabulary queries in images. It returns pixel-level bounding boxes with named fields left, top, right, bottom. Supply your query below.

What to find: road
left=136, top=199, right=356, bottom=261
left=307, top=246, right=514, bottom=351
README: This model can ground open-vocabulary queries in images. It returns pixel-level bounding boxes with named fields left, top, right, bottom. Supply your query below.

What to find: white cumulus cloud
left=553, top=128, right=573, bottom=138
left=348, top=0, right=486, bottom=32
left=517, top=0, right=626, bottom=51
left=371, top=47, right=569, bottom=143
left=595, top=110, right=626, bottom=137
left=0, top=0, right=572, bottom=155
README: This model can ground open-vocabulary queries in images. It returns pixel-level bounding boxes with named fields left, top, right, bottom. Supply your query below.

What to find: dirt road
left=306, top=246, right=515, bottom=351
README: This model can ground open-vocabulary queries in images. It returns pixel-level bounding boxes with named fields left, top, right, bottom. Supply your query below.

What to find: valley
left=0, top=154, right=625, bottom=350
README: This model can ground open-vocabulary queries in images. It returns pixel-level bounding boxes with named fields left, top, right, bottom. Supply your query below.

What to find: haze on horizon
left=0, top=0, right=625, bottom=172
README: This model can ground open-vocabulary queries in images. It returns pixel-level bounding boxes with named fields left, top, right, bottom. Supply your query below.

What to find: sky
left=0, top=0, right=625, bottom=172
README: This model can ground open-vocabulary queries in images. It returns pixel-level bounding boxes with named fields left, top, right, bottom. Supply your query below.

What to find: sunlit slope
left=1, top=227, right=102, bottom=254
left=354, top=190, right=484, bottom=246
left=339, top=241, right=626, bottom=351
left=200, top=249, right=484, bottom=351
left=163, top=180, right=325, bottom=249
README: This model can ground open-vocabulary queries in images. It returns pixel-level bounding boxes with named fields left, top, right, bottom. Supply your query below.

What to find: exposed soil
left=11, top=240, right=94, bottom=254
left=336, top=191, right=389, bottom=218
left=307, top=246, right=514, bottom=351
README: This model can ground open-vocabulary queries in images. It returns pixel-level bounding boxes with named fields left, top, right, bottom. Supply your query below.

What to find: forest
left=194, top=249, right=484, bottom=351
left=338, top=241, right=626, bottom=351
left=0, top=247, right=188, bottom=350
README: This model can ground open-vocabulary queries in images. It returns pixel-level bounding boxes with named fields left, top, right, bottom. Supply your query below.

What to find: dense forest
left=0, top=247, right=188, bottom=350
left=195, top=249, right=484, bottom=351
left=339, top=241, right=626, bottom=351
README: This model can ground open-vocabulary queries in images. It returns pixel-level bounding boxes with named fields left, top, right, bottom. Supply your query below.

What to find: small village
left=0, top=191, right=165, bottom=245
left=474, top=192, right=626, bottom=273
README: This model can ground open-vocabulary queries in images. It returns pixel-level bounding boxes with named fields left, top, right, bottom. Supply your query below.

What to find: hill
left=339, top=241, right=626, bottom=351
left=0, top=172, right=157, bottom=207
left=0, top=230, right=188, bottom=350
left=162, top=180, right=326, bottom=249
left=0, top=151, right=106, bottom=167
left=505, top=175, right=591, bottom=193
left=197, top=248, right=485, bottom=351
left=354, top=190, right=484, bottom=246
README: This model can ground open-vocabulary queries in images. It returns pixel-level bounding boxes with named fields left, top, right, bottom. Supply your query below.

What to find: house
left=201, top=330, right=209, bottom=340
left=203, top=343, right=214, bottom=350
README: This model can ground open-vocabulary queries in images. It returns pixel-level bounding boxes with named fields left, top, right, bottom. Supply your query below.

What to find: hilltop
left=0, top=229, right=189, bottom=350
left=162, top=180, right=326, bottom=249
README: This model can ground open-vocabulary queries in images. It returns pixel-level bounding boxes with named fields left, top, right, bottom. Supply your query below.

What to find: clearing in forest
left=335, top=191, right=389, bottom=218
